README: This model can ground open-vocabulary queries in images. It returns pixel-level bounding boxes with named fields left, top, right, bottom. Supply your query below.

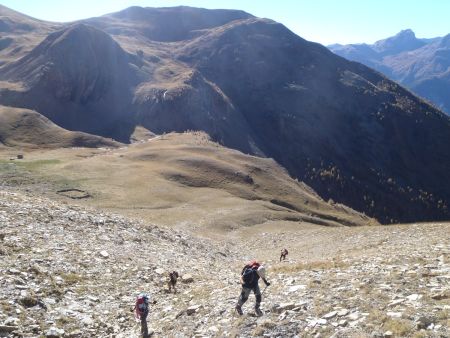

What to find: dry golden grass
left=271, top=259, right=349, bottom=274
left=0, top=132, right=371, bottom=236
left=0, top=105, right=119, bottom=149
left=61, top=272, right=85, bottom=286
left=383, top=319, right=413, bottom=336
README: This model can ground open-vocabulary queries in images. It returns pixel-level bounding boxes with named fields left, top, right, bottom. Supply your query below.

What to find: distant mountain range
left=329, top=29, right=450, bottom=115
left=0, top=5, right=449, bottom=223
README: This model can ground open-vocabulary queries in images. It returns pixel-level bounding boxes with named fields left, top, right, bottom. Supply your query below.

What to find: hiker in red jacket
left=235, top=260, right=270, bottom=316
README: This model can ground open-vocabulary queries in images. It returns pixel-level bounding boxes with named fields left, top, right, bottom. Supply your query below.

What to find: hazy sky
left=2, top=0, right=450, bottom=45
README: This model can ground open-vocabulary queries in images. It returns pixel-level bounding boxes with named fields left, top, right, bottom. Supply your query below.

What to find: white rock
left=386, top=311, right=402, bottom=318
left=46, top=327, right=65, bottom=337
left=338, top=319, right=347, bottom=327
left=208, top=326, right=219, bottom=333
left=81, top=316, right=94, bottom=326
left=285, top=278, right=295, bottom=285
left=388, top=298, right=405, bottom=307
left=99, top=250, right=109, bottom=258
left=288, top=285, right=306, bottom=293
left=278, top=312, right=287, bottom=321
left=186, top=305, right=201, bottom=315
left=162, top=306, right=173, bottom=313
left=181, top=274, right=194, bottom=283
left=87, top=296, right=99, bottom=302
left=348, top=312, right=359, bottom=320
left=384, top=330, right=393, bottom=337
left=155, top=268, right=165, bottom=275
left=278, top=302, right=296, bottom=311
left=317, top=318, right=327, bottom=325
left=308, top=319, right=318, bottom=327
left=406, top=294, right=420, bottom=301
left=4, top=317, right=20, bottom=326
left=322, top=310, right=337, bottom=319
left=337, top=309, right=349, bottom=316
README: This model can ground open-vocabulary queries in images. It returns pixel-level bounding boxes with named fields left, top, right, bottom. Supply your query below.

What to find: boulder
left=0, top=325, right=17, bottom=333
left=186, top=305, right=201, bottom=315
left=337, top=309, right=349, bottom=316
left=46, top=327, right=65, bottom=337
left=406, top=294, right=420, bottom=301
left=273, top=303, right=295, bottom=313
left=386, top=312, right=402, bottom=318
left=416, top=316, right=433, bottom=330
left=288, top=285, right=306, bottom=293
left=155, top=268, right=165, bottom=275
left=181, top=274, right=194, bottom=283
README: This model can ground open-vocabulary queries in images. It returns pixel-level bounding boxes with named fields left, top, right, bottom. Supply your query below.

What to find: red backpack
left=134, top=293, right=149, bottom=319
left=246, top=260, right=261, bottom=269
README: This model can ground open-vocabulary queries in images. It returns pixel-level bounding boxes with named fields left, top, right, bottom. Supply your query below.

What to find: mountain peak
left=395, top=28, right=416, bottom=38
left=374, top=28, right=424, bottom=55
left=40, top=23, right=124, bottom=59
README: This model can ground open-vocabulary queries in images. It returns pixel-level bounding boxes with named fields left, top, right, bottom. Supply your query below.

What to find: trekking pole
left=261, top=285, right=268, bottom=295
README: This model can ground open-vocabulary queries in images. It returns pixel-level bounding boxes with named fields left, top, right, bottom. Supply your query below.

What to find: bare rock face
left=134, top=70, right=260, bottom=154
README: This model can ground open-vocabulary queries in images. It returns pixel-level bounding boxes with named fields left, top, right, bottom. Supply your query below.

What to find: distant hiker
left=280, top=248, right=289, bottom=261
left=168, top=270, right=179, bottom=293
left=134, top=292, right=151, bottom=338
left=235, top=260, right=270, bottom=316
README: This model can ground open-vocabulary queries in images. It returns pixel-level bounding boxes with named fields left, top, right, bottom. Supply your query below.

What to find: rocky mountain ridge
left=329, top=29, right=450, bottom=115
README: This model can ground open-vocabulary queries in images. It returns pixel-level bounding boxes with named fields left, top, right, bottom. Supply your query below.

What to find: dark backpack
left=242, top=262, right=260, bottom=285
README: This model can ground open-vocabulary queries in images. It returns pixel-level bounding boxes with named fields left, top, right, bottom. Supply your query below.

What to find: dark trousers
left=140, top=311, right=149, bottom=338
left=237, top=285, right=262, bottom=309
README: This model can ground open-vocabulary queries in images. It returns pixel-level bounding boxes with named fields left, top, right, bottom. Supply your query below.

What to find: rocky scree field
left=0, top=190, right=449, bottom=338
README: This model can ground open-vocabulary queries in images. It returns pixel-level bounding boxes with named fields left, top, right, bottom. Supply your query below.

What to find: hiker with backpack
left=134, top=292, right=155, bottom=338
left=235, top=260, right=270, bottom=316
left=280, top=248, right=288, bottom=261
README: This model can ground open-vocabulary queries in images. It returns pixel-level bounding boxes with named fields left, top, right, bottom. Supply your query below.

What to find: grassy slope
left=0, top=132, right=375, bottom=234
left=0, top=105, right=120, bottom=149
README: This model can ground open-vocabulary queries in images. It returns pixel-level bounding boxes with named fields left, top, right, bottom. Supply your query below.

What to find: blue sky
left=2, top=0, right=450, bottom=45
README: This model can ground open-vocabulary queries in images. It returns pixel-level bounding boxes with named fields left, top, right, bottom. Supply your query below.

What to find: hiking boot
left=235, top=305, right=243, bottom=315
left=255, top=307, right=263, bottom=317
